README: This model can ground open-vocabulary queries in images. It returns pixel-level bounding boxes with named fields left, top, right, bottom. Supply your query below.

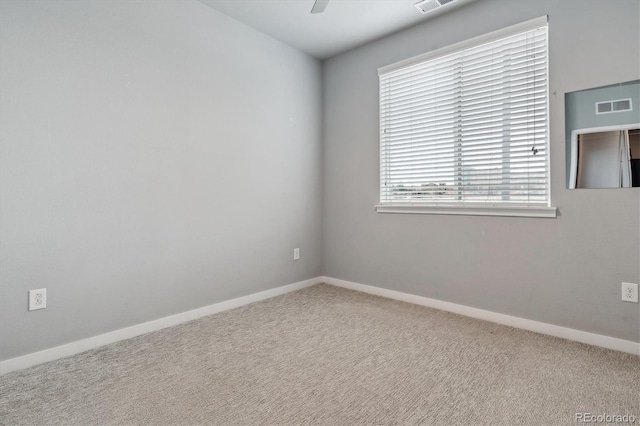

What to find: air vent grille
left=414, top=0, right=457, bottom=14
left=596, top=98, right=632, bottom=114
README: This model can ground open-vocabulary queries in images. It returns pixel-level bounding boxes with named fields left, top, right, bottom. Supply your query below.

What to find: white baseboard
left=0, top=277, right=322, bottom=375
left=3, top=275, right=637, bottom=375
left=322, top=276, right=640, bottom=356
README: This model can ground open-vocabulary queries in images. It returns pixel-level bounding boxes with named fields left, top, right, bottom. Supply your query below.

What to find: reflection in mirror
left=565, top=80, right=640, bottom=189
left=569, top=126, right=640, bottom=189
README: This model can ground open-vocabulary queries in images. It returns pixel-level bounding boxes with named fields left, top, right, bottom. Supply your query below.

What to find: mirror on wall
left=565, top=80, right=640, bottom=189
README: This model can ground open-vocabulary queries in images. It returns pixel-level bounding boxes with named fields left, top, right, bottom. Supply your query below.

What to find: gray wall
left=2, top=0, right=638, bottom=363
left=0, top=0, right=323, bottom=360
left=322, top=0, right=640, bottom=342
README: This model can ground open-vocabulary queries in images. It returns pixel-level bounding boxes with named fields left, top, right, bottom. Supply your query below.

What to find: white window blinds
left=379, top=17, right=549, bottom=208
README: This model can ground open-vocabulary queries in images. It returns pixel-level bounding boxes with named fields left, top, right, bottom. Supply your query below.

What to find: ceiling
left=196, top=0, right=475, bottom=60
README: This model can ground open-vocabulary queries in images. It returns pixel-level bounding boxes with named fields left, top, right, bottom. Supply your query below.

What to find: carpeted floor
left=1, top=283, right=639, bottom=425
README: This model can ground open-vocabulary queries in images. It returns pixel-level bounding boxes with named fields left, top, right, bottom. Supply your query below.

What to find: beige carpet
left=1, top=284, right=639, bottom=425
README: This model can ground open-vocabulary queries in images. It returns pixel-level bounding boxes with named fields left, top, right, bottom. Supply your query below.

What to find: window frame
left=376, top=16, right=556, bottom=218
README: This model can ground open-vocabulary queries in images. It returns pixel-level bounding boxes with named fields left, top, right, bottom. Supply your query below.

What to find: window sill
left=375, top=204, right=558, bottom=218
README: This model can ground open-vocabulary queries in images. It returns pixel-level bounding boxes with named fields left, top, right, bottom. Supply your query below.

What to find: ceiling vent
left=414, top=0, right=457, bottom=14
left=595, top=98, right=633, bottom=115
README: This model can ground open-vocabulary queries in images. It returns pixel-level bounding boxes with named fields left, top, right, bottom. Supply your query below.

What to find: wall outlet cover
left=621, top=282, right=638, bottom=303
left=29, top=288, right=47, bottom=311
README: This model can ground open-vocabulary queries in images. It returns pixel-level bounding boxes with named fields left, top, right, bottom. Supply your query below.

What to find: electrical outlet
left=28, top=288, right=47, bottom=311
left=621, top=282, right=638, bottom=303
left=293, top=248, right=300, bottom=260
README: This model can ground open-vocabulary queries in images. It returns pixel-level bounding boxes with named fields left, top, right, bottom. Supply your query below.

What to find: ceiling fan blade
left=311, top=0, right=329, bottom=14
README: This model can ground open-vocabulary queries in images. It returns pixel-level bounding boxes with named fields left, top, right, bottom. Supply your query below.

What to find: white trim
left=322, top=276, right=640, bottom=356
left=4, top=275, right=636, bottom=375
left=375, top=204, right=557, bottom=218
left=568, top=123, right=640, bottom=189
left=544, top=27, right=552, bottom=209
left=378, top=15, right=548, bottom=75
left=0, top=277, right=322, bottom=375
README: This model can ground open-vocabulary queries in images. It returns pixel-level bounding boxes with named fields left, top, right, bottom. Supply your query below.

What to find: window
left=377, top=17, right=556, bottom=218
